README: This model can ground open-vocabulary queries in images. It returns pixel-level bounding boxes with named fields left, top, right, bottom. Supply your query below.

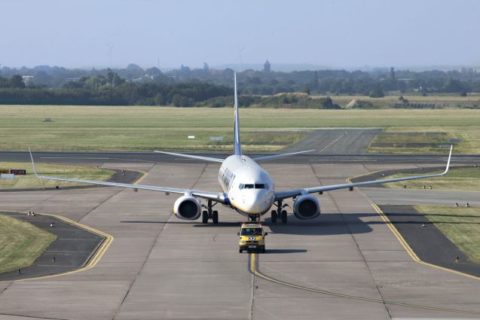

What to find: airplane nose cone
left=242, top=191, right=271, bottom=214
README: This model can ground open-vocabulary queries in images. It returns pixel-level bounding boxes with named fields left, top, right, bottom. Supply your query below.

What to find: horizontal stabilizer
left=254, top=149, right=316, bottom=161
left=154, top=150, right=224, bottom=163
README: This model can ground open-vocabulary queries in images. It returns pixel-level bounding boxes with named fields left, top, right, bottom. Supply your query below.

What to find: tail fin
left=233, top=72, right=242, bottom=156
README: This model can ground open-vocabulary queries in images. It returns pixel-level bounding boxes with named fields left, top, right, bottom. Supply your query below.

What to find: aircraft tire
left=212, top=211, right=219, bottom=224
left=281, top=210, right=288, bottom=224
left=271, top=211, right=277, bottom=223
left=202, top=211, right=209, bottom=224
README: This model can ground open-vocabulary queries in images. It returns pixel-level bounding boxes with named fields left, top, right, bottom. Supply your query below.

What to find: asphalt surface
left=0, top=169, right=142, bottom=192
left=0, top=212, right=104, bottom=281
left=365, top=188, right=480, bottom=207
left=2, top=150, right=480, bottom=165
left=0, top=161, right=480, bottom=319
left=380, top=205, right=480, bottom=277
left=350, top=165, right=455, bottom=184
left=283, top=128, right=383, bottom=154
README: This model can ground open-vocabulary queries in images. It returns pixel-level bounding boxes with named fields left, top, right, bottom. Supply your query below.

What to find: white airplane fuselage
left=219, top=155, right=275, bottom=216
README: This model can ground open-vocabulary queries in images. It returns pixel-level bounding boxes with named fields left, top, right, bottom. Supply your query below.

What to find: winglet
left=28, top=147, right=39, bottom=177
left=443, top=144, right=453, bottom=175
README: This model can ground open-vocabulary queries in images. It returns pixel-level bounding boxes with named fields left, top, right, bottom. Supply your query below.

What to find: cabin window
left=239, top=183, right=266, bottom=189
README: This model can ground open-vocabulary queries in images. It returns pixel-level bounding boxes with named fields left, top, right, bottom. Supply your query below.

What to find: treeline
left=200, top=94, right=341, bottom=109
left=0, top=73, right=231, bottom=106
left=2, top=65, right=480, bottom=106
left=2, top=64, right=480, bottom=97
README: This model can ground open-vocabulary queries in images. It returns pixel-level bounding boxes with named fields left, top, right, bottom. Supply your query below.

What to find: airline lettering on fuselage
left=221, top=167, right=236, bottom=191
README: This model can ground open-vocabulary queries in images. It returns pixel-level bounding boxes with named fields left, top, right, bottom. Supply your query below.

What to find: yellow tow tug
left=238, top=223, right=268, bottom=253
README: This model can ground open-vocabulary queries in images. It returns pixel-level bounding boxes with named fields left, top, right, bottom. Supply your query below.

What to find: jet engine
left=293, top=195, right=320, bottom=220
left=173, top=195, right=201, bottom=220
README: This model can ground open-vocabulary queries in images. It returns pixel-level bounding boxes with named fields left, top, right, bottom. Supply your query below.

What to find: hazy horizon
left=1, top=0, right=479, bottom=70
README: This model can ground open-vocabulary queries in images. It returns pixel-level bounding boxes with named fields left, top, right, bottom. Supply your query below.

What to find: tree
left=10, top=75, right=25, bottom=88
left=369, top=86, right=384, bottom=98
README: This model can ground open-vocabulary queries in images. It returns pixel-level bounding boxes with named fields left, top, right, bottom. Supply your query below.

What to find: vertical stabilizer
left=233, top=72, right=242, bottom=155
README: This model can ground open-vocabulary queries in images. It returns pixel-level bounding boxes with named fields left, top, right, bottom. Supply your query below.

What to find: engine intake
left=293, top=195, right=320, bottom=220
left=173, top=195, right=201, bottom=220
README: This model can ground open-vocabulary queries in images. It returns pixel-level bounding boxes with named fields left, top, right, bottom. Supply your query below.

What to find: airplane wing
left=253, top=149, right=316, bottom=161
left=275, top=145, right=453, bottom=201
left=29, top=149, right=228, bottom=203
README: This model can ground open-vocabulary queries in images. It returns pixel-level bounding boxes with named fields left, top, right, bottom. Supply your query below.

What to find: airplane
left=29, top=73, right=453, bottom=225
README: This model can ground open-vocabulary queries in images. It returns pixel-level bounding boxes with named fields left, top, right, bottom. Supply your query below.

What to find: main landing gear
left=271, top=200, right=288, bottom=224
left=202, top=200, right=219, bottom=224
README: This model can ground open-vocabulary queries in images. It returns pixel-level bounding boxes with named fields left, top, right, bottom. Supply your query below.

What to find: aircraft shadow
left=121, top=213, right=375, bottom=236
left=262, top=249, right=308, bottom=254
left=264, top=213, right=373, bottom=236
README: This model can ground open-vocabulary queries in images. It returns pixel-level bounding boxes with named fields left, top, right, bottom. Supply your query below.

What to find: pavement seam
left=112, top=213, right=172, bottom=320
left=110, top=164, right=162, bottom=320
left=309, top=163, right=393, bottom=319
left=111, top=162, right=208, bottom=320
left=0, top=280, right=14, bottom=297
left=76, top=188, right=126, bottom=223
left=0, top=312, right=69, bottom=320
left=61, top=165, right=147, bottom=223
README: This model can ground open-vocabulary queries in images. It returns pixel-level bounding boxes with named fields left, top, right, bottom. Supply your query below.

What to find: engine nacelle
left=173, top=195, right=201, bottom=220
left=293, top=195, right=320, bottom=220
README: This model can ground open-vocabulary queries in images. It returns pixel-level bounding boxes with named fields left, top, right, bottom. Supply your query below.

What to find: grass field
left=324, top=94, right=480, bottom=109
left=415, top=206, right=480, bottom=263
left=0, top=162, right=114, bottom=189
left=384, top=167, right=480, bottom=191
left=0, top=214, right=56, bottom=273
left=1, top=105, right=480, bottom=152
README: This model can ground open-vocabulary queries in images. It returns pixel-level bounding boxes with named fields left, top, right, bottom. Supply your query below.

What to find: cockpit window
left=239, top=183, right=267, bottom=189
left=241, top=228, right=263, bottom=236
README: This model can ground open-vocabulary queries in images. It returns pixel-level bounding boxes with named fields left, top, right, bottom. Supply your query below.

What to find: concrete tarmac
left=1, top=161, right=480, bottom=319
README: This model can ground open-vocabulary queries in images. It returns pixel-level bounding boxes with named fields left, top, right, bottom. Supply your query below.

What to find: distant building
left=390, top=67, right=396, bottom=81
left=263, top=60, right=271, bottom=72
left=21, top=75, right=34, bottom=85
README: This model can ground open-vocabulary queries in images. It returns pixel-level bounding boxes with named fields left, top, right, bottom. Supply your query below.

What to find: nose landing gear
left=202, top=200, right=219, bottom=224
left=248, top=214, right=260, bottom=222
left=271, top=200, right=288, bottom=224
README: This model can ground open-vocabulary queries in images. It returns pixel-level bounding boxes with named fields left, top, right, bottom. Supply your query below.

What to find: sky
left=1, top=0, right=479, bottom=69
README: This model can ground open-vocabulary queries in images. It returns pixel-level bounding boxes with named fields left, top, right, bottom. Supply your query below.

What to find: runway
left=0, top=160, right=480, bottom=319
left=2, top=150, right=480, bottom=165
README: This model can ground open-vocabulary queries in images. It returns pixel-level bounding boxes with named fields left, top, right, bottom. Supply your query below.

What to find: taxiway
left=0, top=160, right=479, bottom=319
